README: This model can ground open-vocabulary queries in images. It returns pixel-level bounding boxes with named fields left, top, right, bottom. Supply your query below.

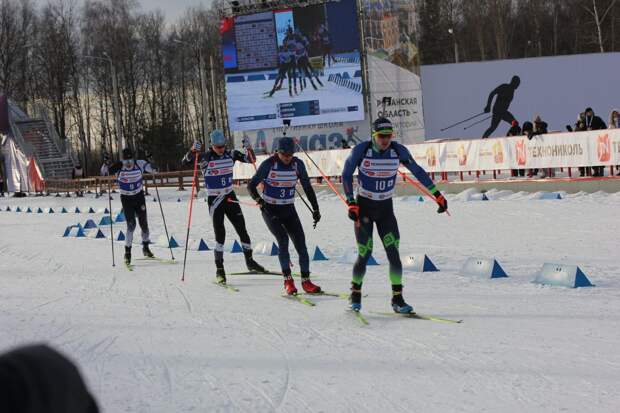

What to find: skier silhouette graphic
left=482, top=75, right=520, bottom=139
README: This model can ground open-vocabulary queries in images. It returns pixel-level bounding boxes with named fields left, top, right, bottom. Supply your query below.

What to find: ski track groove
left=244, top=379, right=278, bottom=413
left=202, top=371, right=241, bottom=412
left=241, top=316, right=296, bottom=412
left=175, top=286, right=193, bottom=314
left=27, top=296, right=65, bottom=311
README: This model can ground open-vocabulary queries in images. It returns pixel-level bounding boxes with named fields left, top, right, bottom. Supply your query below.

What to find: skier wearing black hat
left=181, top=129, right=266, bottom=284
left=247, top=137, right=322, bottom=296
left=108, top=147, right=156, bottom=265
left=341, top=117, right=447, bottom=314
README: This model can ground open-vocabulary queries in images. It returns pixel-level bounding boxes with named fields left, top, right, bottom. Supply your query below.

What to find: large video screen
left=221, top=0, right=365, bottom=131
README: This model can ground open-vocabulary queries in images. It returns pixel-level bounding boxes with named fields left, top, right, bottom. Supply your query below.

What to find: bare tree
left=583, top=0, right=618, bottom=52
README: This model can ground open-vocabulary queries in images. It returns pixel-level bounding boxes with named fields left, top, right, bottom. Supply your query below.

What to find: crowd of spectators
left=506, top=107, right=618, bottom=178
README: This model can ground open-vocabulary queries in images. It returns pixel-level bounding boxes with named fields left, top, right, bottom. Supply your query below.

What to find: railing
left=33, top=103, right=77, bottom=166
left=45, top=171, right=200, bottom=195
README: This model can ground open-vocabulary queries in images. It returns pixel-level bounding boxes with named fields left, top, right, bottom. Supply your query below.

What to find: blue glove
left=192, top=141, right=202, bottom=152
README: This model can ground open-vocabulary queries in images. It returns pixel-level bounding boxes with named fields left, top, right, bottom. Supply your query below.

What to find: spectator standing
left=608, top=109, right=619, bottom=129
left=531, top=116, right=555, bottom=178
left=574, top=112, right=587, bottom=132
left=583, top=107, right=607, bottom=176
left=507, top=120, right=524, bottom=176
left=584, top=107, right=606, bottom=131
left=521, top=121, right=538, bottom=178
left=573, top=112, right=591, bottom=176
left=609, top=109, right=620, bottom=175
left=533, top=115, right=548, bottom=134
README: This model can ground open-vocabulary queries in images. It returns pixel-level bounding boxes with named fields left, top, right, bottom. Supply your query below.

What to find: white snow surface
left=1, top=188, right=619, bottom=412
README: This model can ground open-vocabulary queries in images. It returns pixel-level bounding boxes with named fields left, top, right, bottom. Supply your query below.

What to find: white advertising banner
left=368, top=55, right=425, bottom=144
left=232, top=129, right=620, bottom=179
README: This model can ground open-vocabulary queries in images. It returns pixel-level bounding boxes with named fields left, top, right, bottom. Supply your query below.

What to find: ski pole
left=440, top=112, right=486, bottom=132
left=463, top=115, right=492, bottom=130
left=227, top=198, right=260, bottom=208
left=295, top=190, right=314, bottom=215
left=181, top=153, right=200, bottom=282
left=279, top=123, right=317, bottom=223
left=293, top=139, right=348, bottom=206
left=397, top=170, right=451, bottom=217
left=152, top=172, right=175, bottom=260
left=107, top=178, right=115, bottom=267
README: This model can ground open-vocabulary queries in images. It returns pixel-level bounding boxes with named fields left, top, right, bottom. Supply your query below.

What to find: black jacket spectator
left=533, top=115, right=548, bottom=134
left=583, top=108, right=607, bottom=176
left=573, top=112, right=587, bottom=132
left=583, top=107, right=606, bottom=131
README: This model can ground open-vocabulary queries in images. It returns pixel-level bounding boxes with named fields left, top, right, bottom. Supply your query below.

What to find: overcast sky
left=136, top=0, right=213, bottom=22
left=49, top=0, right=214, bottom=23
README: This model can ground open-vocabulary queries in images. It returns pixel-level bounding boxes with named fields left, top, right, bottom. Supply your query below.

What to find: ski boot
left=283, top=270, right=297, bottom=295
left=215, top=258, right=226, bottom=284
left=124, top=246, right=132, bottom=265
left=350, top=282, right=362, bottom=312
left=215, top=268, right=226, bottom=285
left=243, top=249, right=266, bottom=273
left=391, top=285, right=413, bottom=314
left=142, top=242, right=154, bottom=258
left=301, top=272, right=322, bottom=294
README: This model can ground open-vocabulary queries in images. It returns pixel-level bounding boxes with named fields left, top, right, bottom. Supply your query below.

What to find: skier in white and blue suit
left=341, top=117, right=448, bottom=313
left=247, top=137, right=322, bottom=296
left=108, top=147, right=156, bottom=265
left=182, top=129, right=266, bottom=284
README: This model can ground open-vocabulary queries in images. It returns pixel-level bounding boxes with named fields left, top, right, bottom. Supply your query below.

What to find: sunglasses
left=213, top=145, right=226, bottom=150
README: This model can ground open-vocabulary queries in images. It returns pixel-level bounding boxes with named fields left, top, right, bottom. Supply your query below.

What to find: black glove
left=347, top=199, right=359, bottom=221
left=312, top=210, right=321, bottom=228
left=435, top=192, right=448, bottom=214
left=255, top=198, right=266, bottom=210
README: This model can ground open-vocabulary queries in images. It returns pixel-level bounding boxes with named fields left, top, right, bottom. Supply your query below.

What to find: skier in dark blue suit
left=182, top=129, right=265, bottom=284
left=247, top=137, right=322, bottom=296
left=341, top=117, right=448, bottom=313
